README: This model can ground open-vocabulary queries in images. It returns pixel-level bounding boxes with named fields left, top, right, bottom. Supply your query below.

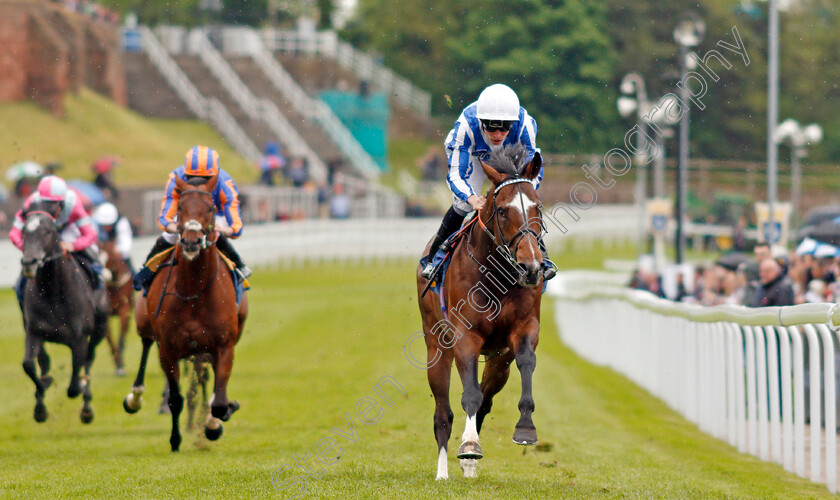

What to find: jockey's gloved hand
left=217, top=226, right=234, bottom=237
left=165, top=223, right=178, bottom=234
left=60, top=241, right=74, bottom=253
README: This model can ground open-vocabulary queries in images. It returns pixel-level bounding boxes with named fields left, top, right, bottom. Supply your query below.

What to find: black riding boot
left=216, top=235, right=251, bottom=279
left=132, top=236, right=175, bottom=291
left=538, top=238, right=557, bottom=281
left=421, top=206, right=467, bottom=278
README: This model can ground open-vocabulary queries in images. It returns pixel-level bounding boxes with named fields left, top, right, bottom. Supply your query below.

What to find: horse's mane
left=486, top=144, right=529, bottom=177
left=186, top=176, right=210, bottom=186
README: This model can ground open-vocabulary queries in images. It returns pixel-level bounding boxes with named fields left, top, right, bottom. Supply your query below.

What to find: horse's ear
left=480, top=160, right=506, bottom=186
left=174, top=175, right=189, bottom=194
left=524, top=151, right=542, bottom=181
left=205, top=174, right=219, bottom=192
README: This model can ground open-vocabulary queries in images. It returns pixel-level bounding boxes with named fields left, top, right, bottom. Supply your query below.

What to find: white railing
left=550, top=272, right=840, bottom=493
left=334, top=172, right=405, bottom=218
left=185, top=29, right=327, bottom=182
left=249, top=36, right=381, bottom=179
left=140, top=26, right=261, bottom=164
left=260, top=28, right=432, bottom=117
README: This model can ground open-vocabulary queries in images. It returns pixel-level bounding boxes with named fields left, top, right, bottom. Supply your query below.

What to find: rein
left=154, top=251, right=221, bottom=318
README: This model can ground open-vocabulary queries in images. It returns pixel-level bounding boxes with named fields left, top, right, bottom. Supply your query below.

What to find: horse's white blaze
left=461, top=414, right=479, bottom=444
left=183, top=220, right=202, bottom=231
left=460, top=458, right=477, bottom=478
left=506, top=191, right=538, bottom=216
left=435, top=447, right=448, bottom=480
left=24, top=217, right=41, bottom=232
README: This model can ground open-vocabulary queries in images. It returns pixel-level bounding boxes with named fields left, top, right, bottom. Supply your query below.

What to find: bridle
left=476, top=178, right=544, bottom=269
left=20, top=211, right=66, bottom=271
left=176, top=189, right=216, bottom=252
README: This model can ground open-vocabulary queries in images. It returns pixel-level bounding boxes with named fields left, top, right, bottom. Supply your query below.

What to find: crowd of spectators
left=54, top=0, right=120, bottom=24
left=631, top=240, right=840, bottom=308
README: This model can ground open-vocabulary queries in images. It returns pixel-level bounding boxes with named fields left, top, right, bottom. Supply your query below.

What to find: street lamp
left=618, top=79, right=680, bottom=270
left=774, top=118, right=823, bottom=219
left=617, top=73, right=649, bottom=256
left=673, top=12, right=705, bottom=264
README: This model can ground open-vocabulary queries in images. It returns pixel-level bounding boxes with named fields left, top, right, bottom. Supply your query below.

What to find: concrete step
left=124, top=52, right=194, bottom=119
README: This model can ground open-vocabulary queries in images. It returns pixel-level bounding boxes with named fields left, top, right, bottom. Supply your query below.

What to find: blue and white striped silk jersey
left=158, top=166, right=244, bottom=238
left=444, top=102, right=542, bottom=203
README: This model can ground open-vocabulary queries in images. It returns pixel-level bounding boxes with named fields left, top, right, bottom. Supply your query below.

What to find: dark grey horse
left=19, top=206, right=108, bottom=423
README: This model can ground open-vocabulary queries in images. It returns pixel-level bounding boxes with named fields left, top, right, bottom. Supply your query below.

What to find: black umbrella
left=804, top=220, right=840, bottom=247
left=715, top=252, right=750, bottom=272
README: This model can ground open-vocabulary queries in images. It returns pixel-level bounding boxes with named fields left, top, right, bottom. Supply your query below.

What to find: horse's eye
left=497, top=207, right=507, bottom=217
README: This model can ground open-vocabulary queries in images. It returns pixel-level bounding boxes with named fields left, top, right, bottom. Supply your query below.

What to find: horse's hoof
left=40, top=375, right=53, bottom=390
left=170, top=434, right=182, bottom=452
left=513, top=425, right=538, bottom=445
left=205, top=423, right=224, bottom=441
left=33, top=403, right=48, bottom=423
left=67, top=385, right=81, bottom=399
left=457, top=441, right=483, bottom=459
left=80, top=407, right=94, bottom=424
left=460, top=458, right=477, bottom=478
left=115, top=368, right=126, bottom=377
left=123, top=394, right=142, bottom=414
left=213, top=401, right=240, bottom=422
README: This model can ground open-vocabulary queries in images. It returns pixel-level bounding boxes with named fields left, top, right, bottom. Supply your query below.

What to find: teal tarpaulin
left=320, top=90, right=390, bottom=171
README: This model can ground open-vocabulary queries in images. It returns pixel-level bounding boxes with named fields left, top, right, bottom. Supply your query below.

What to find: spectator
left=285, top=157, right=309, bottom=187
left=259, top=141, right=285, bottom=186
left=751, top=259, right=795, bottom=307
left=92, top=156, right=119, bottom=200
left=329, top=183, right=350, bottom=219
left=754, top=242, right=772, bottom=264
left=804, top=279, right=828, bottom=303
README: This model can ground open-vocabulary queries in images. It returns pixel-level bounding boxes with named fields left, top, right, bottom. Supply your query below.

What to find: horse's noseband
left=177, top=189, right=216, bottom=253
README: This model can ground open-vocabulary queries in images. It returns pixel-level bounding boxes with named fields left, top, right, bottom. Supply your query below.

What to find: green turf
left=0, top=261, right=832, bottom=499
left=0, top=89, right=258, bottom=187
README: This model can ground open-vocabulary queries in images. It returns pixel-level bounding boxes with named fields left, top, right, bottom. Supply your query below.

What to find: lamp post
left=774, top=118, right=823, bottom=219
left=617, top=73, right=649, bottom=256
left=673, top=13, right=705, bottom=264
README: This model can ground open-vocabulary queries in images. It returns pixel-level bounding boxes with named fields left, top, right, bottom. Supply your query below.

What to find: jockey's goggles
left=481, top=119, right=514, bottom=132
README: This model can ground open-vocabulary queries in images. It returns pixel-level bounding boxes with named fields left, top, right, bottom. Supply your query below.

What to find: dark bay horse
left=100, top=239, right=134, bottom=375
left=416, top=146, right=544, bottom=479
left=123, top=174, right=248, bottom=451
left=19, top=206, right=109, bottom=423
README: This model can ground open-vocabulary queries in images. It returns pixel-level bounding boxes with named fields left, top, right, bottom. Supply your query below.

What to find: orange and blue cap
left=184, top=146, right=219, bottom=177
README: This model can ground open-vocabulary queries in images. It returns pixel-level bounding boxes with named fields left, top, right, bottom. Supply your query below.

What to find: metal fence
left=549, top=271, right=840, bottom=493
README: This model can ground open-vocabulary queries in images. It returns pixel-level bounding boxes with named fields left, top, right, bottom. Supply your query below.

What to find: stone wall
left=0, top=1, right=126, bottom=115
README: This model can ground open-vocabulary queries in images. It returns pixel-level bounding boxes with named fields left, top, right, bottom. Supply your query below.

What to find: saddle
left=139, top=246, right=249, bottom=304
left=420, top=216, right=478, bottom=298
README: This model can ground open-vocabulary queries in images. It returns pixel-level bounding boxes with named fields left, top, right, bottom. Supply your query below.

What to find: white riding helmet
left=93, top=202, right=119, bottom=226
left=475, top=84, right=520, bottom=121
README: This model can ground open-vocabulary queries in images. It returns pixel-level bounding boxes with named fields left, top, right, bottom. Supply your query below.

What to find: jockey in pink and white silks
left=421, top=83, right=555, bottom=281
left=10, top=176, right=105, bottom=307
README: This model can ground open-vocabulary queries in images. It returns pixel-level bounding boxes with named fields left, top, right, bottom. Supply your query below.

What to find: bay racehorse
left=100, top=238, right=134, bottom=375
left=416, top=145, right=544, bottom=479
left=19, top=204, right=109, bottom=423
left=123, top=174, right=248, bottom=451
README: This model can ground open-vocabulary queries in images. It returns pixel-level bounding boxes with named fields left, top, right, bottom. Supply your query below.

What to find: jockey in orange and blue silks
left=421, top=84, right=555, bottom=282
left=10, top=176, right=106, bottom=307
left=133, top=145, right=251, bottom=292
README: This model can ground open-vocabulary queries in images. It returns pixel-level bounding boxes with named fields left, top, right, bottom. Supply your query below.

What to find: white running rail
left=185, top=29, right=327, bottom=182
left=139, top=26, right=261, bottom=164
left=550, top=272, right=840, bottom=493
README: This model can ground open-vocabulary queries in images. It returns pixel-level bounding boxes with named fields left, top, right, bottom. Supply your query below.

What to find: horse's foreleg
left=455, top=338, right=483, bottom=461
left=37, top=346, right=52, bottom=389
left=512, top=336, right=538, bottom=445
left=163, top=359, right=184, bottom=452
left=477, top=352, right=514, bottom=434
left=80, top=363, right=93, bottom=424
left=103, top=320, right=119, bottom=371
left=210, top=346, right=239, bottom=421
left=123, top=337, right=153, bottom=413
left=67, top=338, right=88, bottom=399
left=116, top=306, right=131, bottom=374
left=427, top=347, right=454, bottom=480
left=22, top=335, right=48, bottom=422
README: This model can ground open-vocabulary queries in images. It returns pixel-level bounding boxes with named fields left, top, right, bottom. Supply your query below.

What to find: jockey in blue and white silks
left=421, top=84, right=555, bottom=281
left=445, top=103, right=542, bottom=212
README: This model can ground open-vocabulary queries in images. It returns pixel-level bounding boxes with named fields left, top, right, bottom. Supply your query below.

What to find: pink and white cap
left=37, top=175, right=67, bottom=201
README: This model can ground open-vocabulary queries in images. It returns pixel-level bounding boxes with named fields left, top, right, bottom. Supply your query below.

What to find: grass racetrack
left=0, top=261, right=834, bottom=499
